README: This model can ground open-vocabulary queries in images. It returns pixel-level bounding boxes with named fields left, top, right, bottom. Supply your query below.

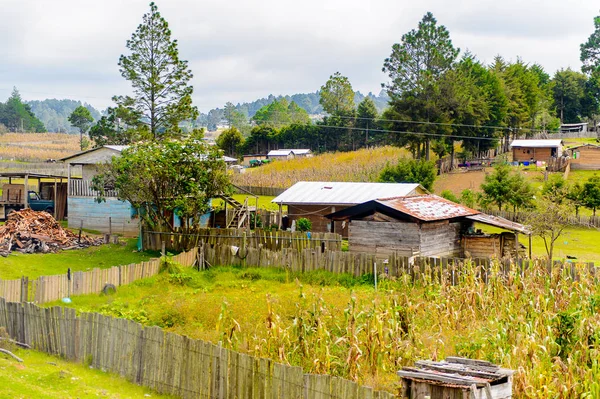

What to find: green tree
left=480, top=162, right=534, bottom=211
left=382, top=12, right=459, bottom=160
left=581, top=175, right=600, bottom=216
left=243, top=126, right=278, bottom=154
left=319, top=72, right=355, bottom=115
left=355, top=97, right=379, bottom=147
left=567, top=181, right=585, bottom=216
left=541, top=174, right=569, bottom=203
left=460, top=189, right=478, bottom=209
left=89, top=104, right=148, bottom=147
left=378, top=158, right=436, bottom=191
left=526, top=197, right=571, bottom=261
left=92, top=131, right=229, bottom=236
left=581, top=15, right=600, bottom=75
left=115, top=2, right=198, bottom=139
left=551, top=69, right=588, bottom=123
left=68, top=106, right=94, bottom=150
left=0, top=88, right=46, bottom=133
left=382, top=12, right=459, bottom=96
left=440, top=190, right=460, bottom=203
left=216, top=127, right=244, bottom=157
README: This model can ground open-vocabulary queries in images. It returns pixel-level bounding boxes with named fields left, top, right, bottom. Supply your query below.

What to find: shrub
left=296, top=218, right=312, bottom=232
left=378, top=158, right=436, bottom=190
left=440, top=190, right=460, bottom=203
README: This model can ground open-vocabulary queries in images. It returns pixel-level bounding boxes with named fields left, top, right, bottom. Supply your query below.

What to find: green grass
left=0, top=239, right=159, bottom=280
left=213, top=194, right=280, bottom=211
left=0, top=348, right=174, bottom=398
left=477, top=224, right=600, bottom=261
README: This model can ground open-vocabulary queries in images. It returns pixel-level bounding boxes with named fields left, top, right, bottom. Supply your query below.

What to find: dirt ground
left=433, top=169, right=488, bottom=195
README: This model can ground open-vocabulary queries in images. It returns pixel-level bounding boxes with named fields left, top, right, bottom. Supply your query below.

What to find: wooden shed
left=272, top=182, right=428, bottom=237
left=567, top=143, right=600, bottom=170
left=267, top=149, right=312, bottom=160
left=398, top=357, right=514, bottom=399
left=326, top=195, right=530, bottom=258
left=510, top=139, right=563, bottom=163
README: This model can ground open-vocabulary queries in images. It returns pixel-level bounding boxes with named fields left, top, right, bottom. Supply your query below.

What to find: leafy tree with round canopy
left=115, top=2, right=198, bottom=139
left=216, top=127, right=244, bottom=157
left=319, top=72, right=355, bottom=116
left=92, top=131, right=229, bottom=237
left=378, top=158, right=436, bottom=191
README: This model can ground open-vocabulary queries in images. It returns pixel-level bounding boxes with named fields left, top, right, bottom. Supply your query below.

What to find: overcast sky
left=1, top=0, right=598, bottom=113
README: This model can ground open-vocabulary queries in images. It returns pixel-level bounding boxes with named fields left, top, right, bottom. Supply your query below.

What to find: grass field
left=0, top=239, right=158, bottom=280
left=49, top=264, right=600, bottom=396
left=478, top=224, right=600, bottom=261
left=0, top=347, right=174, bottom=398
left=0, top=133, right=79, bottom=162
left=213, top=194, right=281, bottom=211
left=232, top=146, right=409, bottom=188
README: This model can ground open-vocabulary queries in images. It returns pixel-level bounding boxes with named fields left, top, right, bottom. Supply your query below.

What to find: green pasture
left=213, top=194, right=282, bottom=211
left=0, top=239, right=158, bottom=280
left=0, top=348, right=174, bottom=398
left=478, top=224, right=600, bottom=262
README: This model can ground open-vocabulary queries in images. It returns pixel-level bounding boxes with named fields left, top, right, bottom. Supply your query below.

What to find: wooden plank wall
left=0, top=248, right=198, bottom=304
left=143, top=227, right=343, bottom=253
left=0, top=298, right=395, bottom=399
left=67, top=196, right=140, bottom=235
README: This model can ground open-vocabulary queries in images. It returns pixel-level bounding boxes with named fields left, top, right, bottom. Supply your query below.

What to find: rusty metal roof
left=375, top=195, right=479, bottom=221
left=466, top=213, right=531, bottom=234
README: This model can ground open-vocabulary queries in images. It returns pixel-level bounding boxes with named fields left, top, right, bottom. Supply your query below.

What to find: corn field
left=59, top=259, right=600, bottom=397
left=0, top=133, right=79, bottom=161
left=232, top=146, right=409, bottom=188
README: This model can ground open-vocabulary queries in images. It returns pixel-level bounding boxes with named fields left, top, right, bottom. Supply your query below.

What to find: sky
left=0, top=0, right=598, bottom=113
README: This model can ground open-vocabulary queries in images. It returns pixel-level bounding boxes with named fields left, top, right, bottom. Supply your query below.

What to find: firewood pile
left=0, top=209, right=103, bottom=257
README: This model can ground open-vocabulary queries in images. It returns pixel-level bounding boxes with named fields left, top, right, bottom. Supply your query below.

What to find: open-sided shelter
left=510, top=139, right=563, bottom=163
left=326, top=195, right=530, bottom=258
left=272, top=181, right=427, bottom=236
left=267, top=149, right=312, bottom=160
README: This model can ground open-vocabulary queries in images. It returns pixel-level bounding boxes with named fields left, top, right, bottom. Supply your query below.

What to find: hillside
left=27, top=99, right=102, bottom=134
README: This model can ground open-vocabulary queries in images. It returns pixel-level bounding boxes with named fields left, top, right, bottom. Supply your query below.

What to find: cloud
left=0, top=0, right=598, bottom=112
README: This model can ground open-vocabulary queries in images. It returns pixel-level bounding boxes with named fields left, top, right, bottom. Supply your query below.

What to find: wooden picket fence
left=0, top=298, right=395, bottom=399
left=0, top=248, right=198, bottom=304
left=204, top=245, right=597, bottom=282
left=143, top=227, right=342, bottom=253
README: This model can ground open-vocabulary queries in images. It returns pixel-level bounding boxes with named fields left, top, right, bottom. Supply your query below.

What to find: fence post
left=20, top=276, right=28, bottom=303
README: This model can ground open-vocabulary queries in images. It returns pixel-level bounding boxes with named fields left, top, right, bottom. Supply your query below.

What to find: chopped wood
left=0, top=209, right=103, bottom=257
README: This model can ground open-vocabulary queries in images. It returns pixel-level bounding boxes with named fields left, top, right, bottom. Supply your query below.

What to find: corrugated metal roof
left=105, top=145, right=129, bottom=152
left=376, top=195, right=479, bottom=221
left=466, top=213, right=530, bottom=234
left=510, top=139, right=563, bottom=148
left=268, top=149, right=311, bottom=156
left=272, top=181, right=423, bottom=205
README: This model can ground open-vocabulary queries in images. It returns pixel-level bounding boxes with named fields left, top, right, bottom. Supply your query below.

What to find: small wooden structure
left=510, top=139, right=563, bottom=163
left=567, top=143, right=600, bottom=170
left=326, top=195, right=530, bottom=258
left=398, top=357, right=514, bottom=399
left=267, top=148, right=312, bottom=160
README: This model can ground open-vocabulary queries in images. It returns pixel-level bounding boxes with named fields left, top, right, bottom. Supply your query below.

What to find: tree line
left=0, top=88, right=46, bottom=133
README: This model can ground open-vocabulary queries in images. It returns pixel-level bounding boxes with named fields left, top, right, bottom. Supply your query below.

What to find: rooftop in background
left=60, top=145, right=128, bottom=164
left=567, top=143, right=600, bottom=150
left=267, top=149, right=311, bottom=156
left=272, top=181, right=425, bottom=205
left=510, top=139, right=563, bottom=148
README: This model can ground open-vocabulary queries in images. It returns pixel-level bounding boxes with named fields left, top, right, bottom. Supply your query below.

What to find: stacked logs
left=0, top=209, right=102, bottom=257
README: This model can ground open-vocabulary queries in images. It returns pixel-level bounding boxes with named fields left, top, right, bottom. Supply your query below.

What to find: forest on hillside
left=27, top=99, right=101, bottom=134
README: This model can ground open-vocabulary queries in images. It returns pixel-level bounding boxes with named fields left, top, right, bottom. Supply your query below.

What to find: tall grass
left=0, top=133, right=79, bottom=161
left=51, top=262, right=600, bottom=396
left=232, top=146, right=409, bottom=188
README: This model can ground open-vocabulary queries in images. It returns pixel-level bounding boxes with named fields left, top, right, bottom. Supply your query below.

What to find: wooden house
left=510, top=139, right=563, bottom=163
left=272, top=182, right=428, bottom=237
left=567, top=143, right=600, bottom=170
left=398, top=357, right=514, bottom=399
left=326, top=195, right=530, bottom=258
left=61, top=146, right=138, bottom=235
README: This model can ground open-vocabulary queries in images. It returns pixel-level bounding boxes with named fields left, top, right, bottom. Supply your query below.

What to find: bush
left=296, top=218, right=312, bottom=232
left=378, top=158, right=436, bottom=190
left=440, top=190, right=460, bottom=203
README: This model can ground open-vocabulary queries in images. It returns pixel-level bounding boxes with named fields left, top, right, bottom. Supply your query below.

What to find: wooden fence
left=142, top=228, right=343, bottom=253
left=0, top=299, right=395, bottom=399
left=203, top=245, right=597, bottom=282
left=234, top=185, right=286, bottom=196
left=69, top=179, right=119, bottom=197
left=0, top=249, right=198, bottom=304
